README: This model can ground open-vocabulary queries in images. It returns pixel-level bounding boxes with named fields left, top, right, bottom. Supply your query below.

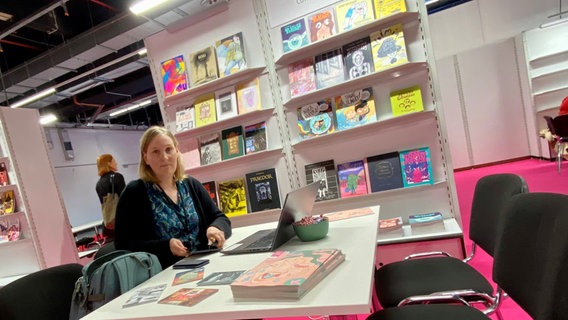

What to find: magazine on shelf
left=314, top=48, right=345, bottom=89
left=399, top=147, right=434, bottom=187
left=337, top=159, right=368, bottom=198
left=194, top=93, right=217, bottom=128
left=370, top=23, right=408, bottom=72
left=199, top=133, right=222, bottom=166
left=390, top=86, right=424, bottom=117
left=342, top=37, right=374, bottom=80
left=236, top=78, right=262, bottom=114
left=215, top=32, right=247, bottom=77
left=288, top=57, right=317, bottom=98
left=335, top=0, right=375, bottom=32
left=230, top=249, right=345, bottom=299
left=160, top=54, right=189, bottom=97
left=297, top=99, right=335, bottom=140
left=308, top=7, right=337, bottom=42
left=215, top=86, right=238, bottom=121
left=245, top=168, right=281, bottom=213
left=244, top=121, right=267, bottom=154
left=280, top=17, right=310, bottom=53
left=175, top=107, right=195, bottom=133
left=305, top=159, right=340, bottom=202
left=188, top=45, right=219, bottom=86
left=221, top=125, right=245, bottom=160
left=218, top=177, right=248, bottom=217
left=334, top=87, right=376, bottom=131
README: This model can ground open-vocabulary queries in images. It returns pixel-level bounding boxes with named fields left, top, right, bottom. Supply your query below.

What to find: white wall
left=47, top=127, right=143, bottom=228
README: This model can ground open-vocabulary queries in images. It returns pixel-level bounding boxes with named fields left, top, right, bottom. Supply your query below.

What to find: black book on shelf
left=245, top=168, right=281, bottom=213
left=304, top=159, right=340, bottom=202
left=342, top=37, right=374, bottom=80
left=366, top=152, right=404, bottom=193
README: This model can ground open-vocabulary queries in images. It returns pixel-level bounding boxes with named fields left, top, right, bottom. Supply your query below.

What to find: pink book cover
left=337, top=160, right=368, bottom=198
left=288, top=57, right=316, bottom=98
left=230, top=249, right=340, bottom=288
left=161, top=55, right=189, bottom=97
left=178, top=138, right=200, bottom=169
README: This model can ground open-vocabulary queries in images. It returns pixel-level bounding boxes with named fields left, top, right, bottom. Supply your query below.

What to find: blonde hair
left=138, top=126, right=185, bottom=183
left=96, top=154, right=115, bottom=176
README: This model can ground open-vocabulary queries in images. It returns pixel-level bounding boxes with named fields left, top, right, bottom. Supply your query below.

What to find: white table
left=81, top=206, right=379, bottom=320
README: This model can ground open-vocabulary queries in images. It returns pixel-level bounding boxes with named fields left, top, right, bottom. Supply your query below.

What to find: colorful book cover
left=288, top=57, right=317, bottom=98
left=379, top=216, right=403, bottom=231
left=305, top=159, right=340, bottom=202
left=325, top=207, right=375, bottom=221
left=215, top=86, right=238, bottom=121
left=0, top=190, right=15, bottom=215
left=194, top=93, right=217, bottom=128
left=218, top=177, right=248, bottom=217
left=245, top=168, right=281, bottom=213
left=202, top=181, right=218, bottom=207
left=0, top=162, right=9, bottom=186
left=215, top=32, right=247, bottom=77
left=172, top=268, right=205, bottom=286
left=236, top=78, right=262, bottom=114
left=409, top=212, right=443, bottom=225
left=308, top=7, right=337, bottom=43
left=280, top=17, right=309, bottom=53
left=197, top=271, right=245, bottom=286
left=160, top=55, right=189, bottom=97
left=158, top=288, right=218, bottom=307
left=399, top=147, right=434, bottom=187
left=122, top=284, right=167, bottom=308
left=390, top=86, right=424, bottom=117
left=334, top=87, right=376, bottom=131
left=337, top=160, right=368, bottom=198
left=175, top=107, right=195, bottom=133
left=221, top=125, right=245, bottom=160
left=342, top=37, right=374, bottom=80
left=0, top=219, right=20, bottom=242
left=188, top=45, right=219, bottom=86
left=366, top=151, right=404, bottom=192
left=314, top=48, right=345, bottom=89
left=244, top=122, right=267, bottom=154
left=370, top=23, right=408, bottom=72
left=373, top=0, right=407, bottom=19
left=199, top=133, right=222, bottom=166
left=297, top=99, right=335, bottom=140
left=335, top=0, right=375, bottom=32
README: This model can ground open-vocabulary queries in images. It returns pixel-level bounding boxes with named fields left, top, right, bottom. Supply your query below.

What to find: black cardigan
left=114, top=176, right=231, bottom=268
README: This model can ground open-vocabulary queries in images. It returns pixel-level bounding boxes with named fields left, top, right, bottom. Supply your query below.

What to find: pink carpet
left=265, top=158, right=568, bottom=320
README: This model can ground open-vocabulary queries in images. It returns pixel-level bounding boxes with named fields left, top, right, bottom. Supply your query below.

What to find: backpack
left=69, top=250, right=162, bottom=320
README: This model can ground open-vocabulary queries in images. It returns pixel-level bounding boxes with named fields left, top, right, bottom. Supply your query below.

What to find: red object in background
left=559, top=96, right=568, bottom=115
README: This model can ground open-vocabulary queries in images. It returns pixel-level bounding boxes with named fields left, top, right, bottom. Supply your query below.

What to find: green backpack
left=69, top=250, right=162, bottom=319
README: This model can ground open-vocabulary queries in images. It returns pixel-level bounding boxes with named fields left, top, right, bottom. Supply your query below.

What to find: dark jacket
left=95, top=172, right=126, bottom=203
left=114, top=176, right=231, bottom=268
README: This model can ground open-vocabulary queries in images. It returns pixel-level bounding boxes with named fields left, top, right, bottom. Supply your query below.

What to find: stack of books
left=230, top=249, right=345, bottom=300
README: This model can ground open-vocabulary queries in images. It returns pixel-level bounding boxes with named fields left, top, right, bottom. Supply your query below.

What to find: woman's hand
left=170, top=238, right=188, bottom=257
left=206, top=226, right=226, bottom=248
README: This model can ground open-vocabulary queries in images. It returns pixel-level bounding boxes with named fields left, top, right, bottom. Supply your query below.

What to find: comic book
left=188, top=45, right=219, bottom=86
left=335, top=0, right=375, bottom=33
left=236, top=78, right=262, bottom=114
left=218, top=177, right=247, bottom=217
left=245, top=168, right=281, bottom=212
left=342, top=37, right=374, bottom=80
left=215, top=32, right=247, bottom=77
left=158, top=288, right=218, bottom=307
left=337, top=160, right=368, bottom=198
left=297, top=99, right=335, bottom=140
left=194, top=93, right=217, bottom=128
left=244, top=121, right=267, bottom=154
left=307, top=7, right=337, bottom=43
left=334, top=87, right=376, bottom=131
left=390, top=85, right=424, bottom=117
left=288, top=57, right=317, bottom=98
left=370, top=23, right=408, bottom=72
left=280, top=17, right=310, bottom=53
left=314, top=48, right=345, bottom=89
left=399, top=147, right=434, bottom=187
left=304, top=159, right=340, bottom=202
left=160, top=55, right=189, bottom=97
left=221, top=125, right=245, bottom=160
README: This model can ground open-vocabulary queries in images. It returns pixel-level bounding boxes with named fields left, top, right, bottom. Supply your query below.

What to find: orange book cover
left=158, top=288, right=218, bottom=307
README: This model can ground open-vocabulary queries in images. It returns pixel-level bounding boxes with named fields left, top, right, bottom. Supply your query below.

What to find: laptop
left=221, top=182, right=319, bottom=255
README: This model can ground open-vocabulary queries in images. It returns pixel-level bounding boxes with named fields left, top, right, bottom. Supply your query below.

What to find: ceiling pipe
left=89, top=0, right=117, bottom=12
left=72, top=96, right=104, bottom=124
left=0, top=39, right=42, bottom=51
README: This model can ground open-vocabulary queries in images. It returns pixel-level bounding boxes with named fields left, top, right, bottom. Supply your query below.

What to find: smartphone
left=190, top=245, right=221, bottom=256
left=172, top=258, right=210, bottom=269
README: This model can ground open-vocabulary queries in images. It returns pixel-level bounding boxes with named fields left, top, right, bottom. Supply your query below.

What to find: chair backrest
left=493, top=193, right=568, bottom=320
left=468, top=173, right=528, bottom=257
left=94, top=240, right=116, bottom=260
left=0, top=263, right=83, bottom=320
left=553, top=114, right=568, bottom=138
left=544, top=115, right=557, bottom=136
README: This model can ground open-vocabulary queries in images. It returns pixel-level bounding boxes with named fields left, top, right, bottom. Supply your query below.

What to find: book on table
left=230, top=249, right=345, bottom=300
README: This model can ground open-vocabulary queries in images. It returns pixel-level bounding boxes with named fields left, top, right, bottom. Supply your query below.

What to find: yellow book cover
left=390, top=85, right=424, bottom=116
left=194, top=93, right=216, bottom=128
left=236, top=78, right=261, bottom=114
left=335, top=0, right=375, bottom=33
left=218, top=178, right=247, bottom=217
left=370, top=23, right=408, bottom=72
left=373, top=0, right=407, bottom=19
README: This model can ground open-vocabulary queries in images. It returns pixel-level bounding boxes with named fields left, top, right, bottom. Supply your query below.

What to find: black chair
left=374, top=174, right=528, bottom=315
left=94, top=240, right=116, bottom=259
left=552, top=114, right=568, bottom=173
left=367, top=192, right=568, bottom=320
left=0, top=263, right=83, bottom=320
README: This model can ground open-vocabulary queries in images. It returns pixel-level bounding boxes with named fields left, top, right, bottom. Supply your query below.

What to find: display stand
left=0, top=108, right=78, bottom=286
left=146, top=0, right=464, bottom=264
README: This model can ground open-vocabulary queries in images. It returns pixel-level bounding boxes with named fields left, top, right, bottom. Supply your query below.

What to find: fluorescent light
left=138, top=99, right=152, bottom=106
left=39, top=114, right=58, bottom=125
left=137, top=48, right=147, bottom=56
left=10, top=87, right=56, bottom=108
left=0, top=12, right=13, bottom=21
left=109, top=108, right=130, bottom=117
left=129, top=0, right=170, bottom=15
left=540, top=16, right=568, bottom=28
left=109, top=99, right=153, bottom=117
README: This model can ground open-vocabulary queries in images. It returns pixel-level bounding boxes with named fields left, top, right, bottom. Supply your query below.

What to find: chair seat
left=367, top=304, right=488, bottom=320
left=376, top=256, right=494, bottom=308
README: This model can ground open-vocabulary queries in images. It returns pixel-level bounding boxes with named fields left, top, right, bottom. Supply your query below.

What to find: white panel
left=153, top=10, right=185, bottom=26
left=34, top=67, right=68, bottom=81
left=124, top=22, right=164, bottom=41
left=524, top=21, right=568, bottom=61
left=100, top=34, right=139, bottom=51
left=428, top=1, right=484, bottom=60
left=73, top=45, right=113, bottom=63
left=18, top=77, right=46, bottom=88
left=458, top=38, right=528, bottom=165
left=57, top=57, right=90, bottom=69
left=265, top=0, right=341, bottom=27
left=436, top=56, right=471, bottom=169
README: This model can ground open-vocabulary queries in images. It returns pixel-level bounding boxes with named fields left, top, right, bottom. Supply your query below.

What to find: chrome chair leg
left=557, top=141, right=563, bottom=174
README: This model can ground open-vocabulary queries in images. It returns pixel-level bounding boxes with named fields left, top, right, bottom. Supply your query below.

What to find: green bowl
left=293, top=219, right=329, bottom=242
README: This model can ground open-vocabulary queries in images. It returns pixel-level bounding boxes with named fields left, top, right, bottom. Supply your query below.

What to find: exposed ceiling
left=0, top=0, right=227, bottom=128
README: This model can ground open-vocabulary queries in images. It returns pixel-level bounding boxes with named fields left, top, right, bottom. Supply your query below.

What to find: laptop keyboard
left=246, top=231, right=275, bottom=249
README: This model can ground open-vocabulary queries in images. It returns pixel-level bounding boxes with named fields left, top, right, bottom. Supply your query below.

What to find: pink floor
left=267, top=158, right=568, bottom=320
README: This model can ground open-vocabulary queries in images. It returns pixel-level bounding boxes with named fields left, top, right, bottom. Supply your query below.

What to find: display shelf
left=175, top=108, right=275, bottom=139
left=185, top=147, right=284, bottom=175
left=531, top=63, right=568, bottom=79
left=533, top=84, right=568, bottom=97
left=283, top=62, right=428, bottom=109
left=536, top=104, right=560, bottom=113
left=163, top=66, right=266, bottom=109
left=291, top=110, right=435, bottom=149
left=275, top=12, right=420, bottom=66
left=0, top=237, right=32, bottom=247
left=529, top=47, right=568, bottom=66
left=0, top=210, right=25, bottom=219
left=377, top=218, right=462, bottom=245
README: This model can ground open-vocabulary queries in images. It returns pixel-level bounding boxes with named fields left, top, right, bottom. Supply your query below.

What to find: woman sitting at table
left=115, top=126, right=231, bottom=268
